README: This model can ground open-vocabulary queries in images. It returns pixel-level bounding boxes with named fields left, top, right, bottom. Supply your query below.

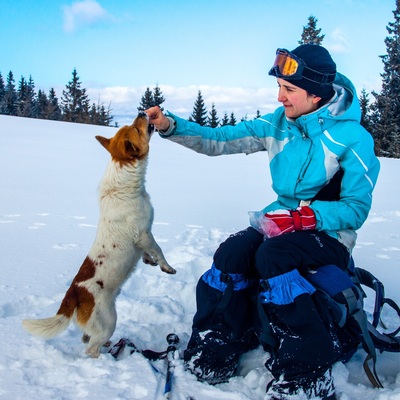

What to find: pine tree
left=3, top=71, right=18, bottom=116
left=17, top=75, right=35, bottom=117
left=138, top=87, right=154, bottom=112
left=371, top=0, right=400, bottom=158
left=34, top=90, right=49, bottom=119
left=229, top=112, right=237, bottom=126
left=189, top=90, right=207, bottom=125
left=153, top=84, right=165, bottom=111
left=0, top=72, right=5, bottom=114
left=47, top=88, right=62, bottom=121
left=298, top=15, right=325, bottom=45
left=359, top=88, right=373, bottom=133
left=207, top=102, right=219, bottom=127
left=137, top=85, right=165, bottom=112
left=220, top=112, right=229, bottom=126
left=61, top=68, right=90, bottom=123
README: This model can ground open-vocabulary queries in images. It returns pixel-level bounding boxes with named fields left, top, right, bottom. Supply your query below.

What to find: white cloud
left=326, top=28, right=351, bottom=54
left=63, top=0, right=112, bottom=34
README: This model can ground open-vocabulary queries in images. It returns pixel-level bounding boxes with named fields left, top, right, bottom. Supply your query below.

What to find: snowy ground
left=0, top=115, right=399, bottom=399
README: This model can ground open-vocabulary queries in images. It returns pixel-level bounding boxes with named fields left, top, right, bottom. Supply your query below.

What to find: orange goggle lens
left=273, top=51, right=301, bottom=77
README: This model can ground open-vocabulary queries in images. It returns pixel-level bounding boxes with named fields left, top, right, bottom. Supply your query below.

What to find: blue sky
left=0, top=0, right=396, bottom=122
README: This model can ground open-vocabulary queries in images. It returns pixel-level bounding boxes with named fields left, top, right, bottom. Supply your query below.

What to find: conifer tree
left=137, top=85, right=165, bottom=112
left=153, top=84, right=165, bottom=111
left=34, top=90, right=49, bottom=119
left=17, top=75, right=35, bottom=117
left=0, top=72, right=5, bottom=113
left=61, top=68, right=90, bottom=123
left=299, top=15, right=325, bottom=45
left=3, top=71, right=18, bottom=116
left=189, top=90, right=207, bottom=126
left=229, top=112, right=237, bottom=126
left=138, top=87, right=154, bottom=112
left=47, top=88, right=62, bottom=121
left=98, top=103, right=113, bottom=126
left=220, top=112, right=229, bottom=126
left=359, top=88, right=373, bottom=134
left=207, top=102, right=219, bottom=127
left=371, top=0, right=400, bottom=158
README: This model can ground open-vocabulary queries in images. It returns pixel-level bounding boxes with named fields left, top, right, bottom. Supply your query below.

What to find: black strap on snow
left=354, top=267, right=385, bottom=328
left=381, top=298, right=400, bottom=337
left=351, top=267, right=400, bottom=388
left=355, top=267, right=400, bottom=335
left=344, top=283, right=384, bottom=388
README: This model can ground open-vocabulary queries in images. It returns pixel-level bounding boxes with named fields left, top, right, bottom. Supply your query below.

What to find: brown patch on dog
left=75, top=286, right=95, bottom=325
left=56, top=257, right=96, bottom=320
left=74, top=256, right=96, bottom=283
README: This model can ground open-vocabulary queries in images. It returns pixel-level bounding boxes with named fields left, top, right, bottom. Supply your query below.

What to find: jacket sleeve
left=311, top=127, right=380, bottom=231
left=159, top=112, right=268, bottom=156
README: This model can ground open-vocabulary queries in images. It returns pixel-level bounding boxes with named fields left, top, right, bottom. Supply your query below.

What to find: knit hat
left=270, top=44, right=336, bottom=99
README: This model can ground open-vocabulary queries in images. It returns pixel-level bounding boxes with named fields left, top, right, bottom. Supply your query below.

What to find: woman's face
left=277, top=78, right=321, bottom=119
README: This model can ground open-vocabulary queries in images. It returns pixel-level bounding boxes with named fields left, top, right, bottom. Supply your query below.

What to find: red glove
left=261, top=206, right=316, bottom=237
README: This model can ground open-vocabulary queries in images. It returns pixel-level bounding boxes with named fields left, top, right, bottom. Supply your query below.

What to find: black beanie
left=280, top=44, right=336, bottom=99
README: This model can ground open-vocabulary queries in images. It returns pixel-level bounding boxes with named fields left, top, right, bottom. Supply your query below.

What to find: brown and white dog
left=22, top=112, right=175, bottom=357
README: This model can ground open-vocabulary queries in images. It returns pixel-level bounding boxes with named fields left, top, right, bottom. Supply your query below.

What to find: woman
left=146, top=44, right=380, bottom=399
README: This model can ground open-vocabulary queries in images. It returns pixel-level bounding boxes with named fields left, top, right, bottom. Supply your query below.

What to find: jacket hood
left=322, top=72, right=361, bottom=123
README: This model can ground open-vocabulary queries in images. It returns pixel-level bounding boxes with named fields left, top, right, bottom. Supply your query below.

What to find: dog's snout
left=138, top=111, right=147, bottom=119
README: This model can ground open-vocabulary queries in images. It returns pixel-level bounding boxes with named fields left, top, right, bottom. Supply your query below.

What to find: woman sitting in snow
left=146, top=44, right=380, bottom=400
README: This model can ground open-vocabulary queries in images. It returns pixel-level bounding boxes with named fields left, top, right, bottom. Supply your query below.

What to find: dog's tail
left=22, top=287, right=77, bottom=338
left=22, top=313, right=71, bottom=339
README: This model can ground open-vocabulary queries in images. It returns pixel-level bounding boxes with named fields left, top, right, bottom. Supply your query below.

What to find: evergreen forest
left=1, top=1, right=400, bottom=157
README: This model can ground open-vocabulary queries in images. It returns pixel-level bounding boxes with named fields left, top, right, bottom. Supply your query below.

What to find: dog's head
left=95, top=112, right=154, bottom=164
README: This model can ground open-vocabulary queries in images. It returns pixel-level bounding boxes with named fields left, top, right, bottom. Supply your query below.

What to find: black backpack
left=307, top=259, right=400, bottom=388
left=258, top=259, right=400, bottom=389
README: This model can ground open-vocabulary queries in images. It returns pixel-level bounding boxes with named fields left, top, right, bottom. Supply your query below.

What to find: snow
left=0, top=114, right=399, bottom=399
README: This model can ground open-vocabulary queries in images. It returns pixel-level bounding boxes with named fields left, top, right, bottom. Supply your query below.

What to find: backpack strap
left=352, top=267, right=400, bottom=388
left=344, top=284, right=384, bottom=388
left=355, top=267, right=400, bottom=335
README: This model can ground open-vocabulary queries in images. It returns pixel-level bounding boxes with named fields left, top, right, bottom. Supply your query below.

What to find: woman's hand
left=145, top=106, right=170, bottom=132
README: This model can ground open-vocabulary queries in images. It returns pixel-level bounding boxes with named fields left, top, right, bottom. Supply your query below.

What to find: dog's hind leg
left=138, top=231, right=176, bottom=274
left=84, top=302, right=117, bottom=358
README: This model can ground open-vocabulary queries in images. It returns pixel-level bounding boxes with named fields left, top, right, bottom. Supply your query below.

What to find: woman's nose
left=277, top=89, right=286, bottom=102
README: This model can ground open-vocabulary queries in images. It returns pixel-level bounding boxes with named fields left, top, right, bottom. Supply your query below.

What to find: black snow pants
left=186, top=227, right=350, bottom=381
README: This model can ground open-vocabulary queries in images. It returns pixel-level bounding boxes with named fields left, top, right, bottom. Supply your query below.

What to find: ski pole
left=164, top=333, right=180, bottom=399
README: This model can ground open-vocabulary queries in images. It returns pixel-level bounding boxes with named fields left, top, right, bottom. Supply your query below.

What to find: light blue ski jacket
left=160, top=73, right=380, bottom=246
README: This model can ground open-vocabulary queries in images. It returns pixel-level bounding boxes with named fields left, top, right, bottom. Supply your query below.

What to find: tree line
left=0, top=68, right=114, bottom=126
left=2, top=1, right=399, bottom=157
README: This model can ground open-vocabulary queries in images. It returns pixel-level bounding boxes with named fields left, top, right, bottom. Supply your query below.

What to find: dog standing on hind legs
left=22, top=112, right=176, bottom=358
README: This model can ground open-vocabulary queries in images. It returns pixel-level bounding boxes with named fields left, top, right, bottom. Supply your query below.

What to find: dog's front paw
left=160, top=264, right=176, bottom=274
left=142, top=252, right=157, bottom=266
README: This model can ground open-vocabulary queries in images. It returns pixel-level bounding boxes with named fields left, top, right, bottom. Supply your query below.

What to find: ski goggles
left=269, top=48, right=305, bottom=79
left=269, top=48, right=336, bottom=84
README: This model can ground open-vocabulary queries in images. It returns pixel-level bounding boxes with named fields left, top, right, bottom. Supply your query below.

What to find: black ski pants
left=190, top=227, right=350, bottom=380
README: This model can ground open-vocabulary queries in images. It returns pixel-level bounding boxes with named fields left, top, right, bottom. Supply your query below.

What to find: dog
left=22, top=112, right=176, bottom=357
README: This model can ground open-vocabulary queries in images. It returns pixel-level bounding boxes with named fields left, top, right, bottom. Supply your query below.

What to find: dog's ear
left=96, top=135, right=110, bottom=151
left=124, top=139, right=140, bottom=159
